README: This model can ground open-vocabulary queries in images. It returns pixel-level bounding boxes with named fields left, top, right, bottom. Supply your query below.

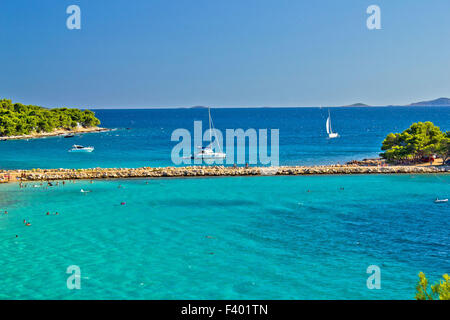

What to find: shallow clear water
left=1, top=107, right=449, bottom=169
left=0, top=174, right=448, bottom=299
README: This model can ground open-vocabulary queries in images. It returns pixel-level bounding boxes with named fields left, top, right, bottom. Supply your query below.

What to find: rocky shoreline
left=1, top=164, right=448, bottom=183
left=0, top=127, right=110, bottom=141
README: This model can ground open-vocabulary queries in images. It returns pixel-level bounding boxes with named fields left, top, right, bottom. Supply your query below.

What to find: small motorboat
left=64, top=134, right=75, bottom=138
left=434, top=198, right=448, bottom=204
left=69, top=145, right=94, bottom=153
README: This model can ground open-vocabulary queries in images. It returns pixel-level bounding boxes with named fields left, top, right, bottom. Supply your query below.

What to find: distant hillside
left=409, top=97, right=450, bottom=106
left=338, top=98, right=450, bottom=107
left=341, top=103, right=371, bottom=107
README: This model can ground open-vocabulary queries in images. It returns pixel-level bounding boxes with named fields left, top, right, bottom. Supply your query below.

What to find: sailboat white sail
left=326, top=110, right=339, bottom=138
left=193, top=108, right=226, bottom=160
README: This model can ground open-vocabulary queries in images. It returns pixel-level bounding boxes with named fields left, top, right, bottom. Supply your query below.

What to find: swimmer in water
left=4, top=210, right=7, bottom=214
left=46, top=212, right=50, bottom=215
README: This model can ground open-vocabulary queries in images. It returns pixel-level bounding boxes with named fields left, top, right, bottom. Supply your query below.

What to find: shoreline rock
left=0, top=127, right=110, bottom=141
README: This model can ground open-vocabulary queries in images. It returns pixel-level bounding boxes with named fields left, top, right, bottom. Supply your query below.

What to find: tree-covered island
left=0, top=99, right=102, bottom=138
left=381, top=122, right=450, bottom=165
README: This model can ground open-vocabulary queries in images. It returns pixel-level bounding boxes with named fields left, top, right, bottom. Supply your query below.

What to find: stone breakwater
left=1, top=165, right=448, bottom=183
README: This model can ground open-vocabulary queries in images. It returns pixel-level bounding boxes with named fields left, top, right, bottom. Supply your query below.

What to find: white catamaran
left=326, top=110, right=339, bottom=139
left=193, top=108, right=226, bottom=160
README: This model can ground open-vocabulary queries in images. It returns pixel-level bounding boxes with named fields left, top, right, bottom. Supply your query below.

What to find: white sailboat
left=193, top=108, right=226, bottom=160
left=326, top=110, right=339, bottom=138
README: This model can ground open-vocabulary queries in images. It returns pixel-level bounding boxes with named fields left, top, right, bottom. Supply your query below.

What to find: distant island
left=408, top=97, right=450, bottom=107
left=189, top=106, right=208, bottom=109
left=0, top=99, right=106, bottom=140
left=339, top=97, right=450, bottom=107
left=340, top=103, right=370, bottom=107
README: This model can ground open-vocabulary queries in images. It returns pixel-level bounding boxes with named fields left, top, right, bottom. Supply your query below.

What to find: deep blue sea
left=1, top=107, right=449, bottom=169
left=0, top=107, right=449, bottom=299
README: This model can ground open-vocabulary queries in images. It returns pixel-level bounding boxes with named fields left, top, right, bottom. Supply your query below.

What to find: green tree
left=436, top=131, right=450, bottom=164
left=381, top=122, right=447, bottom=163
left=415, top=272, right=450, bottom=300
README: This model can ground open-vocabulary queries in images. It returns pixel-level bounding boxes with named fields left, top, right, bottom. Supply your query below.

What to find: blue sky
left=0, top=0, right=449, bottom=108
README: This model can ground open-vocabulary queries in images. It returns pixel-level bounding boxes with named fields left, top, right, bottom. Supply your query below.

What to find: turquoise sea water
left=0, top=174, right=448, bottom=299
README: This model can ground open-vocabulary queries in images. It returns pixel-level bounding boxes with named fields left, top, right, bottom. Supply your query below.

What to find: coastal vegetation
left=0, top=99, right=100, bottom=137
left=415, top=272, right=449, bottom=300
left=380, top=122, right=450, bottom=164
